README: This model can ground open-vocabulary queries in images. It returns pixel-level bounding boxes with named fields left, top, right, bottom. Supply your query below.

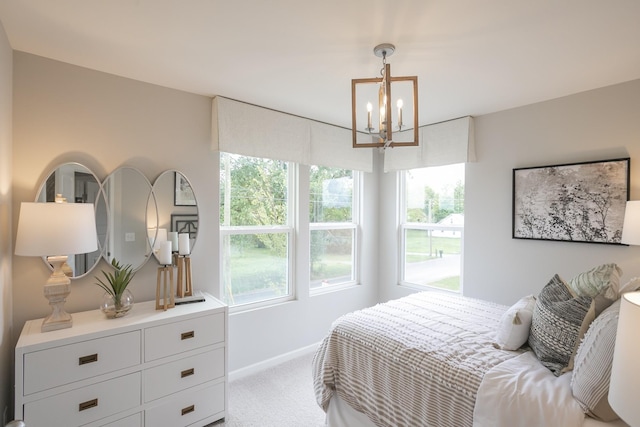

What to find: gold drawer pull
left=181, top=368, right=195, bottom=378
left=181, top=331, right=195, bottom=340
left=79, top=398, right=98, bottom=411
left=79, top=354, right=98, bottom=365
left=181, top=404, right=195, bottom=416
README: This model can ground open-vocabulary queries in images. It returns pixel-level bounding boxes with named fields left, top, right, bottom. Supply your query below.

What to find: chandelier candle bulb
left=397, top=99, right=403, bottom=128
left=366, top=102, right=373, bottom=131
left=178, top=233, right=190, bottom=255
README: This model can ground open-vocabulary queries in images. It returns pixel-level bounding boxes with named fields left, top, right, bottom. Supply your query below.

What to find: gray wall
left=11, top=52, right=378, bottom=378
left=380, top=79, right=640, bottom=304
left=0, top=20, right=12, bottom=424
left=465, top=81, right=640, bottom=304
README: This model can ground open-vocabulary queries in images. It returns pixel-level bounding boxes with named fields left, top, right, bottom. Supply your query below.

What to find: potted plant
left=95, top=258, right=135, bottom=318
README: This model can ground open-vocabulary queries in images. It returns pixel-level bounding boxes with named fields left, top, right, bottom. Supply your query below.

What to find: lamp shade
left=609, top=292, right=640, bottom=427
left=15, top=202, right=98, bottom=256
left=621, top=200, right=640, bottom=245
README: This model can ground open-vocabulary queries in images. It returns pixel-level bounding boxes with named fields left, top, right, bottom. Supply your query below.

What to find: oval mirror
left=35, top=162, right=107, bottom=278
left=103, top=167, right=154, bottom=271
left=149, top=170, right=199, bottom=263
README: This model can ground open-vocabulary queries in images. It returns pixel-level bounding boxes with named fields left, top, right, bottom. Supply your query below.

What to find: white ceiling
left=1, top=1, right=639, bottom=129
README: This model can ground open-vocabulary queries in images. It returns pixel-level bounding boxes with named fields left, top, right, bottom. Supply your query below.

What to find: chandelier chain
left=379, top=50, right=387, bottom=77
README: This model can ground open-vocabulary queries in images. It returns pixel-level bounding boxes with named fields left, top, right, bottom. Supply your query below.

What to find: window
left=220, top=153, right=294, bottom=307
left=400, top=163, right=465, bottom=291
left=309, top=166, right=358, bottom=290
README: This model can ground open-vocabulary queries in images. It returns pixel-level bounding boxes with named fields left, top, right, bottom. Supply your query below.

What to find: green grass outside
left=227, top=231, right=461, bottom=295
left=425, top=276, right=460, bottom=291
left=405, top=230, right=460, bottom=262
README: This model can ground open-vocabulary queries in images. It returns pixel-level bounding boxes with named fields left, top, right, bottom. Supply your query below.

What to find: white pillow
left=494, top=295, right=536, bottom=350
left=571, top=299, right=621, bottom=421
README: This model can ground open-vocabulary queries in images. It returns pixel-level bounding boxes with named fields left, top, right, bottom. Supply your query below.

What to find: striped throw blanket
left=312, top=292, right=523, bottom=427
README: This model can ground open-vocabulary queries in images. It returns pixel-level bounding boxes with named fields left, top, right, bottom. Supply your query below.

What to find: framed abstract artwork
left=512, top=157, right=630, bottom=244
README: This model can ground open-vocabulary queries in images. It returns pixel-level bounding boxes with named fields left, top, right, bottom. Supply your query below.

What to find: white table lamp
left=609, top=201, right=640, bottom=426
left=15, top=202, right=98, bottom=332
left=610, top=292, right=640, bottom=427
left=621, top=200, right=640, bottom=245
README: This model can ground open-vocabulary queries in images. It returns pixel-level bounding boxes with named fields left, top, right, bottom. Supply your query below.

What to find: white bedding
left=474, top=351, right=585, bottom=427
left=326, top=351, right=629, bottom=427
left=327, top=394, right=628, bottom=427
left=313, top=292, right=521, bottom=427
left=317, top=290, right=630, bottom=427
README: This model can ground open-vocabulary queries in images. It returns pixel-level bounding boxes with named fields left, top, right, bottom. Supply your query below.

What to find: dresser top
left=17, top=292, right=227, bottom=350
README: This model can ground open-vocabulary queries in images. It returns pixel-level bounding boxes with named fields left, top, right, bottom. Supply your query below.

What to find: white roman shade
left=383, top=116, right=476, bottom=172
left=211, top=96, right=373, bottom=172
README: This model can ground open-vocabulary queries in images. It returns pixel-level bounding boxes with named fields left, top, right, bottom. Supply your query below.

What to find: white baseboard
left=229, top=342, right=320, bottom=382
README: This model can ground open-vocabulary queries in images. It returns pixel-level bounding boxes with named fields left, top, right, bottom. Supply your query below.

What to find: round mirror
left=35, top=162, right=107, bottom=278
left=103, top=167, right=154, bottom=271
left=149, top=170, right=198, bottom=263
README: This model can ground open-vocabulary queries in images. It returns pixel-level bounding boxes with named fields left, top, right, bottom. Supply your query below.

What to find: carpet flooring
left=213, top=352, right=326, bottom=427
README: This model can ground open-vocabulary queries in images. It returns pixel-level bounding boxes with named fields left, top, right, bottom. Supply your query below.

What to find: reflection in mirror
left=103, top=167, right=154, bottom=271
left=149, top=170, right=198, bottom=263
left=35, top=163, right=107, bottom=278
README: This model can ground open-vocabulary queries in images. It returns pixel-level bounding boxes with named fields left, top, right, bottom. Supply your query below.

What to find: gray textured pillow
left=528, top=274, right=595, bottom=376
left=568, top=263, right=621, bottom=316
left=571, top=300, right=621, bottom=422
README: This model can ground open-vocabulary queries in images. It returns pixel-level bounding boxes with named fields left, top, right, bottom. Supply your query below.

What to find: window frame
left=398, top=166, right=465, bottom=292
left=219, top=153, right=296, bottom=310
left=309, top=168, right=361, bottom=294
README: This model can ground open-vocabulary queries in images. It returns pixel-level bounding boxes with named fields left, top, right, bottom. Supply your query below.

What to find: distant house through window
left=400, top=163, right=465, bottom=291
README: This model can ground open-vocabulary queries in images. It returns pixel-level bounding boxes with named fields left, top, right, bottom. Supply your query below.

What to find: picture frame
left=171, top=214, right=198, bottom=239
left=512, top=157, right=630, bottom=244
left=174, top=172, right=196, bottom=206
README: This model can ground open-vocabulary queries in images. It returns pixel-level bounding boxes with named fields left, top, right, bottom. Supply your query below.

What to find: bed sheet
left=473, top=351, right=628, bottom=427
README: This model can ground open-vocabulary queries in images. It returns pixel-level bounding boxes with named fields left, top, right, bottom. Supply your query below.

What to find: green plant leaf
left=94, top=258, right=135, bottom=298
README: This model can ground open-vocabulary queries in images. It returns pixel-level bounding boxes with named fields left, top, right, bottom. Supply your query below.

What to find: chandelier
left=352, top=43, right=419, bottom=149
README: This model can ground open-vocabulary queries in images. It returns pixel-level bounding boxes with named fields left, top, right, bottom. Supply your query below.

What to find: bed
left=313, top=267, right=633, bottom=427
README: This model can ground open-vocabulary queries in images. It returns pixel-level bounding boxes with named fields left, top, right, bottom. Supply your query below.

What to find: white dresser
left=14, top=293, right=227, bottom=427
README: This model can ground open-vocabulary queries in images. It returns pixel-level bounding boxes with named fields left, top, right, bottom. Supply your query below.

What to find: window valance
left=383, top=116, right=476, bottom=172
left=211, top=96, right=374, bottom=173
left=211, top=97, right=475, bottom=173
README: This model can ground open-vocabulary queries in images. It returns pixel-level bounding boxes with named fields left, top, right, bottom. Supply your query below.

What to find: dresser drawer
left=145, top=382, right=225, bottom=427
left=145, top=313, right=224, bottom=361
left=97, top=412, right=142, bottom=427
left=144, top=348, right=224, bottom=402
left=23, top=372, right=141, bottom=427
left=23, top=330, right=141, bottom=395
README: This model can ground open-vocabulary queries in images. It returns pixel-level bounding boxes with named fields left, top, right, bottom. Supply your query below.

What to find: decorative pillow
left=568, top=263, right=621, bottom=316
left=494, top=295, right=536, bottom=350
left=571, top=299, right=621, bottom=421
left=528, top=274, right=595, bottom=376
left=619, top=276, right=640, bottom=294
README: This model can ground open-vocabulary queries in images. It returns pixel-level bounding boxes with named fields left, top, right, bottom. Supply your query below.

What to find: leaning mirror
left=35, top=162, right=107, bottom=278
left=149, top=170, right=199, bottom=262
left=103, top=166, right=154, bottom=271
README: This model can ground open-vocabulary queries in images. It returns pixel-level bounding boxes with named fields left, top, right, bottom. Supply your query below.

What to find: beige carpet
left=213, top=352, right=326, bottom=427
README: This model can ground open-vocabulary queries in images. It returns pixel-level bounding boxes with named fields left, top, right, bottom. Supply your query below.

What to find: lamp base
left=42, top=255, right=73, bottom=332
